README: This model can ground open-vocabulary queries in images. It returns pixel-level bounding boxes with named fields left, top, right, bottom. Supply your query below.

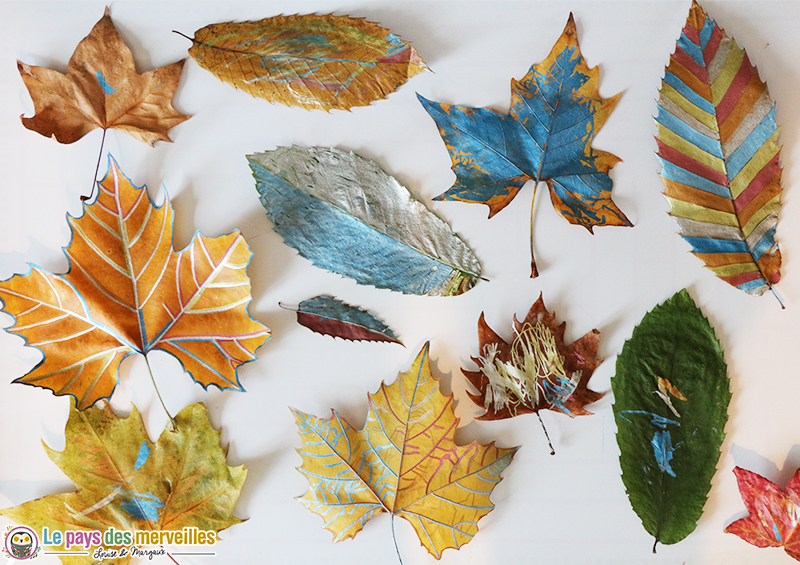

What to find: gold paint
left=666, top=198, right=739, bottom=227
left=729, top=131, right=780, bottom=198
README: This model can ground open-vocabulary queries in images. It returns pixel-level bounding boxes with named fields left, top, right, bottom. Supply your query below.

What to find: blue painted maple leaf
left=418, top=14, right=631, bottom=276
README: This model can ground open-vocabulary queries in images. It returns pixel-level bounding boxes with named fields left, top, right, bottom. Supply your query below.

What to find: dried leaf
left=187, top=14, right=428, bottom=111
left=292, top=295, right=401, bottom=344
left=726, top=466, right=800, bottom=560
left=293, top=343, right=518, bottom=559
left=248, top=146, right=482, bottom=296
left=0, top=157, right=271, bottom=409
left=0, top=402, right=246, bottom=565
left=418, top=14, right=630, bottom=277
left=656, top=1, right=782, bottom=297
left=612, top=289, right=730, bottom=549
left=463, top=294, right=603, bottom=452
left=18, top=8, right=189, bottom=145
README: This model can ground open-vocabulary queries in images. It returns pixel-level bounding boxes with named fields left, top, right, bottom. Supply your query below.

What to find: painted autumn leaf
left=18, top=8, right=189, bottom=146
left=463, top=294, right=604, bottom=453
left=613, top=289, right=730, bottom=550
left=185, top=14, right=428, bottom=111
left=289, top=295, right=402, bottom=345
left=418, top=14, right=630, bottom=277
left=0, top=157, right=271, bottom=409
left=1, top=402, right=246, bottom=565
left=249, top=146, right=482, bottom=296
left=293, top=343, right=518, bottom=559
left=656, top=1, right=782, bottom=299
left=726, top=466, right=800, bottom=560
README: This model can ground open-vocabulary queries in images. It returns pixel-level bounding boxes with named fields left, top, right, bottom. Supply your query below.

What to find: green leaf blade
left=612, top=289, right=730, bottom=547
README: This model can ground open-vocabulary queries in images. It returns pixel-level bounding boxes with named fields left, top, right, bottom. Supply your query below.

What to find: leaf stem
left=143, top=354, right=177, bottom=432
left=391, top=515, right=404, bottom=565
left=277, top=301, right=298, bottom=312
left=530, top=183, right=539, bottom=278
left=82, top=128, right=107, bottom=202
left=536, top=412, right=555, bottom=455
left=768, top=284, right=786, bottom=309
left=172, top=30, right=195, bottom=43
left=164, top=547, right=180, bottom=564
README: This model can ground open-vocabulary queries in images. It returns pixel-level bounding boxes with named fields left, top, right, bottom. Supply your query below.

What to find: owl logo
left=2, top=525, right=40, bottom=560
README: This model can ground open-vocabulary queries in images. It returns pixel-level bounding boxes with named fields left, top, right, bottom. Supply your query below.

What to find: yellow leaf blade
left=295, top=344, right=518, bottom=558
left=188, top=14, right=428, bottom=111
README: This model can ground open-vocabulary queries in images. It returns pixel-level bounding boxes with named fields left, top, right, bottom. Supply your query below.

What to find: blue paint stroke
left=120, top=491, right=164, bottom=522
left=96, top=72, right=116, bottom=95
left=619, top=410, right=681, bottom=477
left=542, top=376, right=578, bottom=414
left=774, top=523, right=782, bottom=542
left=651, top=429, right=677, bottom=477
left=134, top=442, right=150, bottom=471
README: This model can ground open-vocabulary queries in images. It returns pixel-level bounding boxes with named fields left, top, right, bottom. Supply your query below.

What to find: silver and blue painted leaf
left=293, top=295, right=401, bottom=344
left=249, top=146, right=482, bottom=296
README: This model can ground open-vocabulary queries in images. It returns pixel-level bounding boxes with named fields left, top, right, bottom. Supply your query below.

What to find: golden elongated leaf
left=293, top=344, right=518, bottom=559
left=1, top=402, right=246, bottom=565
left=187, top=14, right=428, bottom=111
left=18, top=8, right=189, bottom=145
left=0, top=157, right=271, bottom=408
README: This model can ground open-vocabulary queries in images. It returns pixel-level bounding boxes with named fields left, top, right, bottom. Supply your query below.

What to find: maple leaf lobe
left=18, top=9, right=190, bottom=145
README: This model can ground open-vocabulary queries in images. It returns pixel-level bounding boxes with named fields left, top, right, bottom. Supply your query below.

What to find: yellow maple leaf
left=0, top=157, right=271, bottom=409
left=1, top=402, right=246, bottom=565
left=293, top=343, right=518, bottom=559
left=18, top=7, right=189, bottom=145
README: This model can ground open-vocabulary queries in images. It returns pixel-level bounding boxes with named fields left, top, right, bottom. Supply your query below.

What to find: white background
left=1, top=1, right=799, bottom=564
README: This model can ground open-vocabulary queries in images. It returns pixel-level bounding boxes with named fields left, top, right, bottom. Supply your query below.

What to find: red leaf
left=725, top=466, right=800, bottom=560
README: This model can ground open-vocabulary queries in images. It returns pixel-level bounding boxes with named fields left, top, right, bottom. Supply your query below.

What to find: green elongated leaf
left=292, top=295, right=401, bottom=344
left=656, top=1, right=782, bottom=298
left=612, top=289, right=730, bottom=550
left=248, top=146, right=482, bottom=296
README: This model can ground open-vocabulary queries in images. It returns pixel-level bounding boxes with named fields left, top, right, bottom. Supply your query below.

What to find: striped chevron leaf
left=656, top=0, right=782, bottom=297
left=0, top=157, right=271, bottom=408
left=293, top=343, right=518, bottom=559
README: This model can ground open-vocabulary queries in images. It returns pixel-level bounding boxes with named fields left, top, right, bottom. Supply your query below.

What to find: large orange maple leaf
left=17, top=7, right=189, bottom=145
left=0, top=158, right=271, bottom=409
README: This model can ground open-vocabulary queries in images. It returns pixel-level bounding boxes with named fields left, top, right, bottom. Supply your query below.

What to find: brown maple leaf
left=17, top=7, right=189, bottom=146
left=463, top=294, right=604, bottom=452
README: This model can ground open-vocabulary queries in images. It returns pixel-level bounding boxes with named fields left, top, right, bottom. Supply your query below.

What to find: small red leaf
left=726, top=466, right=800, bottom=560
